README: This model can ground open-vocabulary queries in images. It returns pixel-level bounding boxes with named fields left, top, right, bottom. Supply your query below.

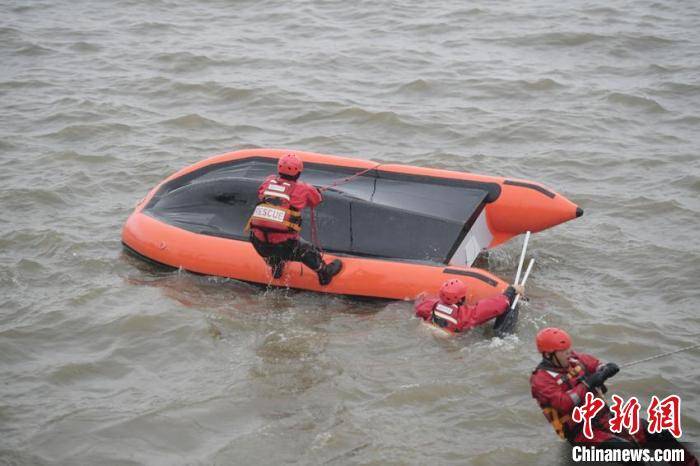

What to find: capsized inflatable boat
left=122, top=149, right=582, bottom=301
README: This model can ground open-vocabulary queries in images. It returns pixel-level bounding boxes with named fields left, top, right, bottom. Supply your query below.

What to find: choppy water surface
left=2, top=1, right=699, bottom=464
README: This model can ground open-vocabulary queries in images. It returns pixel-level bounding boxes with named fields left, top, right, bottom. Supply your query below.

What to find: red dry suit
left=414, top=287, right=514, bottom=333
left=250, top=175, right=322, bottom=244
left=529, top=352, right=655, bottom=446
left=531, top=353, right=699, bottom=465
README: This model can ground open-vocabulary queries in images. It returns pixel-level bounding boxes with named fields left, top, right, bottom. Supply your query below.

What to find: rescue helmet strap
left=550, top=352, right=568, bottom=368
left=542, top=352, right=561, bottom=367
left=279, top=173, right=300, bottom=182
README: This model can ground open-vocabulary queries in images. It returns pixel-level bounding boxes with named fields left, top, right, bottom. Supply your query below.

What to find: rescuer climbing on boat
left=248, top=153, right=343, bottom=285
left=122, top=148, right=583, bottom=298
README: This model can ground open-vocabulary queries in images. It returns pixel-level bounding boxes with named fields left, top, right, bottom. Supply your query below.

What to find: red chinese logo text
left=609, top=395, right=641, bottom=435
left=572, top=392, right=605, bottom=440
left=573, top=394, right=683, bottom=439
left=647, top=395, right=682, bottom=438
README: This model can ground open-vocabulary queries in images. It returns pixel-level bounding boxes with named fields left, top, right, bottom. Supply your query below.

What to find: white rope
left=620, top=342, right=700, bottom=368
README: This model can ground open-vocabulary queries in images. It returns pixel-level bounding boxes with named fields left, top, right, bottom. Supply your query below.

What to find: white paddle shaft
left=511, top=258, right=534, bottom=309
left=513, top=231, right=531, bottom=286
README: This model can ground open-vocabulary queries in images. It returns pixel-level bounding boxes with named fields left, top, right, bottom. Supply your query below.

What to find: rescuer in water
left=248, top=153, right=342, bottom=285
left=414, top=279, right=523, bottom=333
left=530, top=327, right=698, bottom=465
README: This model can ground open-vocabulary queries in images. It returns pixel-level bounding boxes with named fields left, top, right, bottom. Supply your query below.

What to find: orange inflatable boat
left=122, top=148, right=582, bottom=302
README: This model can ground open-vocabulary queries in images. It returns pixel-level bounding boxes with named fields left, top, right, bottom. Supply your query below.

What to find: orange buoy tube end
left=485, top=180, right=582, bottom=247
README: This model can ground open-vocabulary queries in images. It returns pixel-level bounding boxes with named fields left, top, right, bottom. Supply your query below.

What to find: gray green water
left=1, top=1, right=699, bottom=464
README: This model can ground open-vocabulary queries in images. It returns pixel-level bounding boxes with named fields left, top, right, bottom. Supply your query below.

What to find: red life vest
left=534, top=360, right=592, bottom=441
left=249, top=178, right=303, bottom=234
left=431, top=301, right=460, bottom=331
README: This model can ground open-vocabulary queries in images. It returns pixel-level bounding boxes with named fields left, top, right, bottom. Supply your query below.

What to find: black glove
left=503, top=286, right=517, bottom=305
left=601, top=362, right=620, bottom=379
left=583, top=371, right=606, bottom=390
left=583, top=363, right=620, bottom=390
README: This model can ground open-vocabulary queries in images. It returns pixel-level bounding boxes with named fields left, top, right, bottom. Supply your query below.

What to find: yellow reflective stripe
left=282, top=221, right=302, bottom=232
left=248, top=221, right=301, bottom=233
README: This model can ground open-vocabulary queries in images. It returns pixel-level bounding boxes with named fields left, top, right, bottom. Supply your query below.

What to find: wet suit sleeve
left=292, top=181, right=323, bottom=209
left=531, top=371, right=588, bottom=413
left=502, top=285, right=517, bottom=306
left=306, top=184, right=323, bottom=207
left=414, top=297, right=439, bottom=321
left=457, top=294, right=510, bottom=331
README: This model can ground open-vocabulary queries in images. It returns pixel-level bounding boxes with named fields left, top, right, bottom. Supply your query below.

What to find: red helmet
left=439, top=279, right=468, bottom=305
left=278, top=153, right=303, bottom=177
left=536, top=327, right=572, bottom=353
